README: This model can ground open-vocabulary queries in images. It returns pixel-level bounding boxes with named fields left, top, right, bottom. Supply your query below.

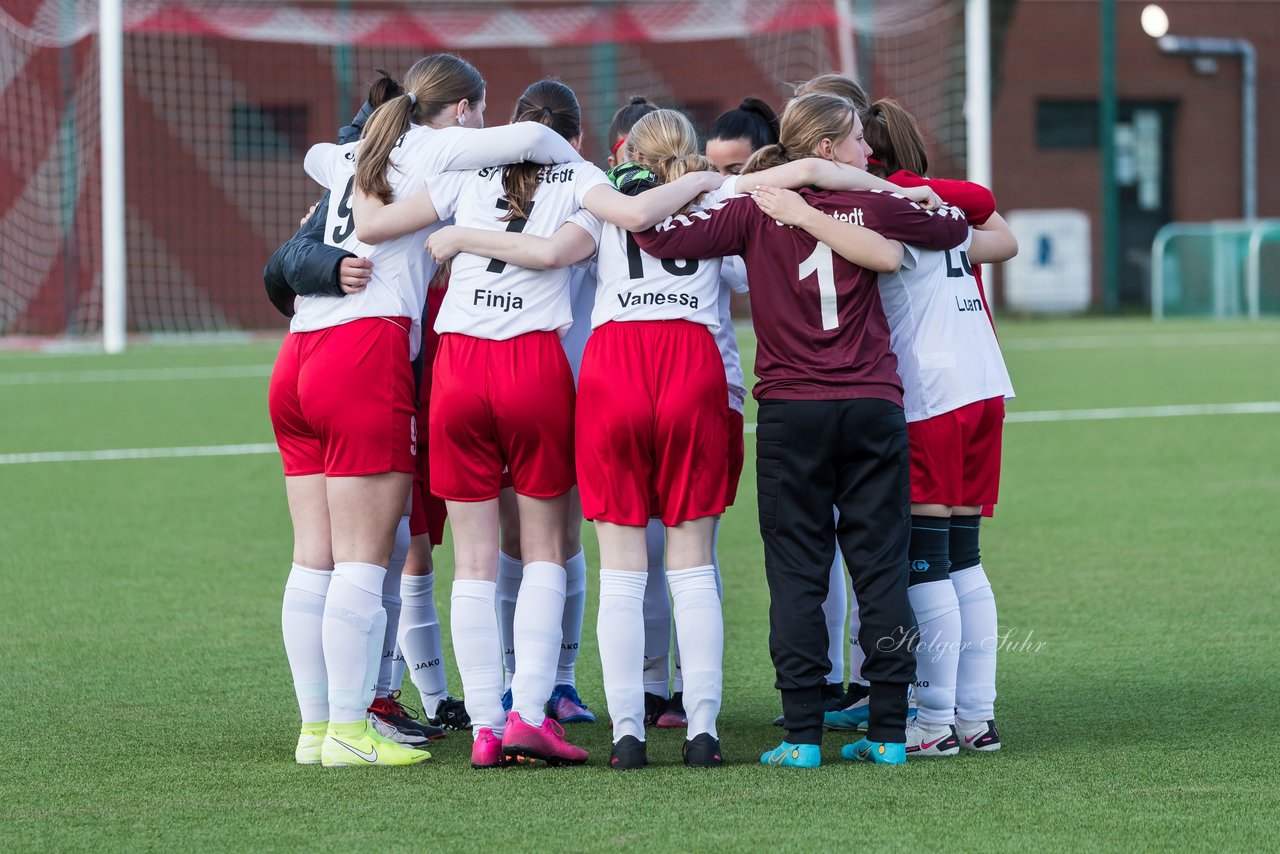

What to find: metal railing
left=1152, top=219, right=1280, bottom=320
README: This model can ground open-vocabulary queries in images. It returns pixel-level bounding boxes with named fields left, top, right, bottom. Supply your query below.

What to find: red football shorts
left=269, top=317, right=415, bottom=478
left=409, top=286, right=449, bottom=543
left=725, top=407, right=745, bottom=507
left=907, top=396, right=1005, bottom=509
left=429, top=331, right=576, bottom=502
left=577, top=320, right=729, bottom=527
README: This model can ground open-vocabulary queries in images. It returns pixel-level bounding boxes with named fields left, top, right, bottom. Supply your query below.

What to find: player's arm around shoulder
left=751, top=186, right=902, bottom=273
left=866, top=190, right=969, bottom=252
left=967, top=211, right=1018, bottom=265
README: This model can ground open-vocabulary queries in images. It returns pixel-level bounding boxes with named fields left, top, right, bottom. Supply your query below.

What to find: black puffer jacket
left=262, top=102, right=374, bottom=318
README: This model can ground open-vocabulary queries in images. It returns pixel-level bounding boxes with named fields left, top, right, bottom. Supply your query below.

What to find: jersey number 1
left=799, top=243, right=839, bottom=330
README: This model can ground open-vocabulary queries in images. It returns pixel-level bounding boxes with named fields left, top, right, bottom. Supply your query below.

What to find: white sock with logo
left=599, top=569, right=648, bottom=742
left=642, top=520, right=671, bottom=697
left=510, top=561, right=567, bottom=726
left=453, top=578, right=506, bottom=737
left=821, top=549, right=847, bottom=685
left=400, top=572, right=447, bottom=714
left=952, top=565, right=998, bottom=721
left=389, top=646, right=407, bottom=697
left=668, top=565, right=723, bottom=738
left=848, top=596, right=869, bottom=687
left=322, top=561, right=387, bottom=724
left=556, top=548, right=587, bottom=687
left=375, top=517, right=410, bottom=698
left=451, top=579, right=505, bottom=736
left=908, top=579, right=961, bottom=726
left=495, top=551, right=523, bottom=690
left=282, top=564, right=330, bottom=724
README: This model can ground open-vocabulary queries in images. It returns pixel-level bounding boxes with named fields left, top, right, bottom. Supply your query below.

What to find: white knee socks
left=907, top=579, right=961, bottom=726
left=399, top=572, right=447, bottom=714
left=322, top=561, right=387, bottom=724
left=557, top=548, right=587, bottom=686
left=375, top=517, right=410, bottom=697
left=282, top=564, right=330, bottom=724
left=642, top=521, right=671, bottom=697
left=510, top=561, right=567, bottom=726
left=821, top=550, right=847, bottom=685
left=495, top=552, right=523, bottom=690
left=952, top=565, right=998, bottom=722
left=668, top=565, right=723, bottom=739
left=599, top=569, right=648, bottom=742
left=451, top=579, right=505, bottom=736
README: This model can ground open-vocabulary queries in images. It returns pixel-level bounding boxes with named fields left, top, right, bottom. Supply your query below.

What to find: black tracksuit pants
left=756, top=397, right=917, bottom=744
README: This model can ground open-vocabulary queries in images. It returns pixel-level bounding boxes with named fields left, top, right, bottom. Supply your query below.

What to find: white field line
left=999, top=331, right=1280, bottom=351
left=740, top=401, right=1280, bottom=433
left=6, top=402, right=1276, bottom=465
left=0, top=365, right=272, bottom=386
left=0, top=443, right=278, bottom=465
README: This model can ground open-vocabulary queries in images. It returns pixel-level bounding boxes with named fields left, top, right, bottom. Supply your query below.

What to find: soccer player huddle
left=264, top=53, right=1016, bottom=771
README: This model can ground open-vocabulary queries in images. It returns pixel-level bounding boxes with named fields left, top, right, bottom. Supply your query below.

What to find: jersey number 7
left=488, top=199, right=535, bottom=273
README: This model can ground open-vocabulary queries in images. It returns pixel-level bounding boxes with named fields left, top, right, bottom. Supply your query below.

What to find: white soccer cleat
left=904, top=718, right=960, bottom=757
left=956, top=718, right=1002, bottom=752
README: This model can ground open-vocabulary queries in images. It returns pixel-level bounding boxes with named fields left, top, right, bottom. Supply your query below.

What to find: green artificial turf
left=1, top=318, right=1277, bottom=851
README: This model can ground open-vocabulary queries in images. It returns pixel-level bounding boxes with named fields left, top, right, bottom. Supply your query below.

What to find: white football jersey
left=295, top=124, right=584, bottom=357
left=560, top=259, right=598, bottom=385
left=714, top=273, right=747, bottom=413
left=431, top=161, right=609, bottom=340
left=877, top=233, right=1015, bottom=422
left=591, top=179, right=743, bottom=332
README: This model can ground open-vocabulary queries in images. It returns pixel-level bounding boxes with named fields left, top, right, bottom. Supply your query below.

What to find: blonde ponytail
left=354, top=54, right=485, bottom=203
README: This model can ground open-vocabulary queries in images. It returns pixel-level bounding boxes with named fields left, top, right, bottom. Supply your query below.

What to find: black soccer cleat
left=609, top=735, right=649, bottom=771
left=683, top=733, right=724, bottom=768
left=642, top=692, right=669, bottom=727
left=427, top=695, right=472, bottom=731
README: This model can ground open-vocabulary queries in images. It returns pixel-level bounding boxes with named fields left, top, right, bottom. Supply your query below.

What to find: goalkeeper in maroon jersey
left=635, top=92, right=969, bottom=767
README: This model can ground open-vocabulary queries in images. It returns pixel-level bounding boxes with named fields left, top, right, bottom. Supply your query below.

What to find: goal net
left=0, top=0, right=967, bottom=341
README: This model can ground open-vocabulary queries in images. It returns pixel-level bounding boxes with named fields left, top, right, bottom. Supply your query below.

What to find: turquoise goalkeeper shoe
left=760, top=742, right=821, bottom=768
left=841, top=737, right=907, bottom=765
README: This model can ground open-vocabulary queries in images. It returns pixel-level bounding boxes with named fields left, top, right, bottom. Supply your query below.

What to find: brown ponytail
left=794, top=72, right=870, bottom=113
left=356, top=54, right=485, bottom=203
left=862, top=98, right=928, bottom=178
left=742, top=93, right=856, bottom=175
left=366, top=68, right=405, bottom=109
left=501, top=79, right=581, bottom=222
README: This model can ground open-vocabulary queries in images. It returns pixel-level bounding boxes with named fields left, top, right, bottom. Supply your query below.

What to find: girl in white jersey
left=751, top=101, right=1018, bottom=758
left=426, top=106, right=941, bottom=769
left=273, top=54, right=582, bottom=770
left=353, top=80, right=724, bottom=769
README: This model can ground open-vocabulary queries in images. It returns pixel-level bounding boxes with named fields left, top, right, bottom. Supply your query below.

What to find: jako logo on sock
left=911, top=560, right=930, bottom=572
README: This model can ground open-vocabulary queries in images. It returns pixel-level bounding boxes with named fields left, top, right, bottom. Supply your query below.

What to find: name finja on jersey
left=617, top=290, right=699, bottom=310
left=477, top=164, right=576, bottom=184
left=474, top=289, right=524, bottom=312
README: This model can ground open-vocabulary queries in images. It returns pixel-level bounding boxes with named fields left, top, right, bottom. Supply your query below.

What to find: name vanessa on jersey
left=616, top=291, right=699, bottom=310
left=474, top=289, right=524, bottom=312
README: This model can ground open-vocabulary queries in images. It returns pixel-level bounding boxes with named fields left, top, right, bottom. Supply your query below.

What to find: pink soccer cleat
left=470, top=727, right=505, bottom=769
left=501, top=711, right=589, bottom=766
